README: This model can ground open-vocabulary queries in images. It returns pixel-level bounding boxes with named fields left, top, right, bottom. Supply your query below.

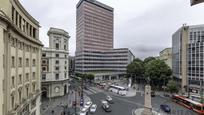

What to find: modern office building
left=41, top=28, right=70, bottom=98
left=159, top=48, right=172, bottom=69
left=69, top=56, right=75, bottom=76
left=76, top=0, right=134, bottom=80
left=0, top=0, right=43, bottom=115
left=172, top=24, right=204, bottom=99
left=191, top=0, right=204, bottom=5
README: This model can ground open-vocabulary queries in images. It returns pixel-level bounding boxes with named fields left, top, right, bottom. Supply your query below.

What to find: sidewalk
left=40, top=90, right=76, bottom=115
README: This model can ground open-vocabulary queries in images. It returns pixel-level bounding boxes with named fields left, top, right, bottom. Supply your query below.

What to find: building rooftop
left=77, top=0, right=114, bottom=12
left=47, top=27, right=70, bottom=38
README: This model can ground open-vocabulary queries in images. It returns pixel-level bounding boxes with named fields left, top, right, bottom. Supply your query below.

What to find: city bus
left=108, top=85, right=127, bottom=96
left=172, top=94, right=204, bottom=114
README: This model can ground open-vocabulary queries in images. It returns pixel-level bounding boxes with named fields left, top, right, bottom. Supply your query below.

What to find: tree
left=144, top=59, right=172, bottom=88
left=167, top=80, right=179, bottom=93
left=127, top=58, right=144, bottom=83
left=144, top=57, right=156, bottom=64
left=86, top=74, right=95, bottom=83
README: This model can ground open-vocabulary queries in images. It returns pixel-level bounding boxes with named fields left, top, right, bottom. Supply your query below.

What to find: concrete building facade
left=75, top=0, right=134, bottom=80
left=41, top=28, right=70, bottom=98
left=159, top=48, right=172, bottom=69
left=172, top=24, right=204, bottom=100
left=0, top=0, right=43, bottom=115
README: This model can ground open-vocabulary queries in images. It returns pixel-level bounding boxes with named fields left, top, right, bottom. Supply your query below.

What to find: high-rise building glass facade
left=76, top=0, right=134, bottom=79
left=172, top=24, right=204, bottom=99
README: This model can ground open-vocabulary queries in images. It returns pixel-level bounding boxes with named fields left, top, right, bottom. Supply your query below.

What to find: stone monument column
left=142, top=85, right=152, bottom=115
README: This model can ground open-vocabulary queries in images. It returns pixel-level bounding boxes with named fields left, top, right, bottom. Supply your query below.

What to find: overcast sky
left=19, top=0, right=204, bottom=59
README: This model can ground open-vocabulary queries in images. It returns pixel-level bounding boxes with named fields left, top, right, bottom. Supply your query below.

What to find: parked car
left=160, top=104, right=171, bottom=113
left=84, top=101, right=92, bottom=109
left=80, top=107, right=88, bottom=115
left=102, top=101, right=111, bottom=112
left=106, top=96, right=114, bottom=104
left=89, top=104, right=97, bottom=113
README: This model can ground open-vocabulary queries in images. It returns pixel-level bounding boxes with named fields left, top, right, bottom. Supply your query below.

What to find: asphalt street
left=87, top=89, right=197, bottom=115
left=41, top=80, right=198, bottom=115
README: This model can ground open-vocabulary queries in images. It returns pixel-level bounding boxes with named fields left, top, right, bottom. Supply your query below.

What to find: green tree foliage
left=144, top=59, right=172, bottom=87
left=143, top=57, right=156, bottom=64
left=167, top=80, right=179, bottom=93
left=126, top=58, right=144, bottom=82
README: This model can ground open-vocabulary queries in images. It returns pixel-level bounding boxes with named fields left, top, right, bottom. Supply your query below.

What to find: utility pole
left=80, top=77, right=84, bottom=107
left=75, top=88, right=77, bottom=115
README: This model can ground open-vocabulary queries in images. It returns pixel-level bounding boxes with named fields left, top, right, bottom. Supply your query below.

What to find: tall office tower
left=76, top=0, right=114, bottom=73
left=0, top=0, right=43, bottom=115
left=172, top=24, right=204, bottom=100
left=41, top=28, right=70, bottom=98
left=76, top=0, right=114, bottom=53
left=76, top=0, right=134, bottom=80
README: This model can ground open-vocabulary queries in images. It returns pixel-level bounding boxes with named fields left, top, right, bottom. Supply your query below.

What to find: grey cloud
left=19, top=0, right=204, bottom=57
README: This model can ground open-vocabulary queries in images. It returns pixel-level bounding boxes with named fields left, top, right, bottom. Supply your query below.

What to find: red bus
left=172, top=94, right=204, bottom=114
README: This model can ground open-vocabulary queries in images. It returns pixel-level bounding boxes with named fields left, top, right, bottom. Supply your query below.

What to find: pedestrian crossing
left=84, top=87, right=103, bottom=95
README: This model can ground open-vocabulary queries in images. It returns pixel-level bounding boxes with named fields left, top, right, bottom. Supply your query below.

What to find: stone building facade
left=159, top=48, right=172, bottom=69
left=41, top=28, right=70, bottom=98
left=0, top=0, right=43, bottom=115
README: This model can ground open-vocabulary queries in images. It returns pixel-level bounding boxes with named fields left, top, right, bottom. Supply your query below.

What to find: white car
left=89, top=104, right=97, bottom=113
left=80, top=107, right=88, bottom=115
left=84, top=101, right=92, bottom=109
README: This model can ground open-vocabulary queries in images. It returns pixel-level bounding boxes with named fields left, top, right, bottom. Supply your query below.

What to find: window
left=55, top=74, right=59, bottom=80
left=19, top=57, right=22, bottom=67
left=42, top=60, right=46, bottom=64
left=64, top=45, right=66, bottom=50
left=26, top=73, right=29, bottom=82
left=33, top=59, right=36, bottom=66
left=56, top=43, right=59, bottom=50
left=64, top=73, right=67, bottom=78
left=19, top=74, right=22, bottom=84
left=42, top=53, right=46, bottom=57
left=33, top=28, right=36, bottom=38
left=65, top=55, right=67, bottom=58
left=26, top=58, right=29, bottom=67
left=11, top=56, right=15, bottom=67
left=56, top=54, right=59, bottom=57
left=26, top=87, right=29, bottom=98
left=55, top=66, right=59, bottom=71
left=65, top=66, right=67, bottom=70
left=11, top=95, right=14, bottom=109
left=19, top=90, right=22, bottom=103
left=55, top=60, right=59, bottom=64
left=12, top=76, right=15, bottom=87
left=32, top=72, right=35, bottom=79
left=42, top=67, right=46, bottom=71
left=65, top=61, right=67, bottom=64
left=42, top=74, right=46, bottom=80
left=32, top=84, right=35, bottom=92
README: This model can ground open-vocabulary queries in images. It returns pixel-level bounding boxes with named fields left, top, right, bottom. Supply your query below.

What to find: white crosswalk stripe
left=83, top=87, right=103, bottom=95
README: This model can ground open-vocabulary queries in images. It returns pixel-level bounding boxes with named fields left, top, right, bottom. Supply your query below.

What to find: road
left=85, top=87, right=197, bottom=115
left=41, top=79, right=197, bottom=115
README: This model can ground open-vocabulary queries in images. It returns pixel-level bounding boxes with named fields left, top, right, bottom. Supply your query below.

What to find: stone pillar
left=142, top=85, right=152, bottom=115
